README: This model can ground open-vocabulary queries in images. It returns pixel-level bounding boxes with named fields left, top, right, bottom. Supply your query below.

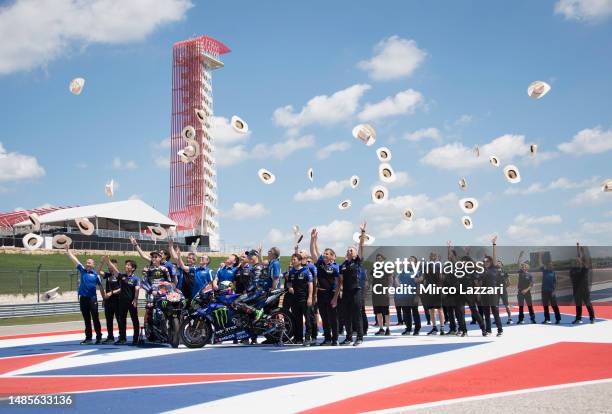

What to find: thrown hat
left=350, top=175, right=360, bottom=189
left=41, top=286, right=60, bottom=302
left=183, top=142, right=200, bottom=158
left=294, top=233, right=304, bottom=245
left=473, top=145, right=480, bottom=157
left=503, top=164, right=521, bottom=184
left=148, top=225, right=168, bottom=241
left=353, top=232, right=375, bottom=245
left=105, top=179, right=115, bottom=198
left=195, top=108, right=207, bottom=123
left=352, top=124, right=376, bottom=146
left=23, top=233, right=43, bottom=250
left=603, top=179, right=612, bottom=192
left=52, top=234, right=72, bottom=249
left=28, top=212, right=41, bottom=232
left=338, top=200, right=352, bottom=210
left=378, top=163, right=396, bottom=183
left=376, top=147, right=392, bottom=162
left=527, top=81, right=551, bottom=99
left=307, top=167, right=314, bottom=182
left=258, top=168, right=276, bottom=184
left=182, top=125, right=197, bottom=142
left=231, top=115, right=249, bottom=134
left=69, top=77, right=85, bottom=95
left=530, top=144, right=538, bottom=156
left=403, top=208, right=414, bottom=221
left=292, top=224, right=300, bottom=235
left=371, top=185, right=389, bottom=204
left=462, top=216, right=473, bottom=230
left=458, top=177, right=468, bottom=191
left=489, top=155, right=500, bottom=167
left=177, top=149, right=194, bottom=164
left=459, top=197, right=479, bottom=214
left=75, top=217, right=95, bottom=236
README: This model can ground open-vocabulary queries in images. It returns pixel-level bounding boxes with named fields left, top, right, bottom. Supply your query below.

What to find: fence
left=0, top=299, right=147, bottom=319
left=0, top=268, right=79, bottom=299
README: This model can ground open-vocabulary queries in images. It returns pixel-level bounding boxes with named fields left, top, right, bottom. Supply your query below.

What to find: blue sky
left=1, top=0, right=611, bottom=253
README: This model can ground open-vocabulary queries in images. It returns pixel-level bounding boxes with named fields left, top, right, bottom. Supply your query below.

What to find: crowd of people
left=65, top=227, right=597, bottom=346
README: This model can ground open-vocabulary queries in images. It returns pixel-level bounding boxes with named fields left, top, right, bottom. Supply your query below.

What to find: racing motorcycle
left=179, top=287, right=293, bottom=348
left=143, top=281, right=186, bottom=348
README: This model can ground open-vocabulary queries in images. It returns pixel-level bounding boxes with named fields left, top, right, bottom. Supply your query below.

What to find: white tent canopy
left=14, top=199, right=176, bottom=232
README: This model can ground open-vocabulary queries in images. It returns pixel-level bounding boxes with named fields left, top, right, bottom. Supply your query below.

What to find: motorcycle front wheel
left=180, top=317, right=211, bottom=348
left=169, top=317, right=181, bottom=348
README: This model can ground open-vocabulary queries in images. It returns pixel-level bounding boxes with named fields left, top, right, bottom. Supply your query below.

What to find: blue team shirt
left=315, top=255, right=340, bottom=291
left=77, top=264, right=101, bottom=298
left=358, top=267, right=367, bottom=289
left=162, top=260, right=177, bottom=280
left=268, top=259, right=281, bottom=288
left=396, top=270, right=417, bottom=299
left=191, top=266, right=214, bottom=294
left=541, top=267, right=557, bottom=292
left=216, top=266, right=237, bottom=283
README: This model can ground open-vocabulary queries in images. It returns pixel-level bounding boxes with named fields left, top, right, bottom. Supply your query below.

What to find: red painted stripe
left=0, top=373, right=318, bottom=396
left=301, top=342, right=612, bottom=413
left=0, top=351, right=77, bottom=375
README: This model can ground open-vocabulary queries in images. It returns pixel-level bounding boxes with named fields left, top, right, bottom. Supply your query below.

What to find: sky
left=1, top=0, right=612, bottom=253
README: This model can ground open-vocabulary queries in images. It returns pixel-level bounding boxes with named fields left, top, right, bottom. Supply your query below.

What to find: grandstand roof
left=12, top=199, right=175, bottom=230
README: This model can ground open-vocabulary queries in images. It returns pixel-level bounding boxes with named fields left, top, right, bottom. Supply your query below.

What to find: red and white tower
left=168, top=36, right=230, bottom=250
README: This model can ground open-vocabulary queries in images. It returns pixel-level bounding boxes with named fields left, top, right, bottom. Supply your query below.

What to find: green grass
left=0, top=252, right=300, bottom=295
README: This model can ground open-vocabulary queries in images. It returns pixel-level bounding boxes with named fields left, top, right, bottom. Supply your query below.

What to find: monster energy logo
left=212, top=307, right=229, bottom=328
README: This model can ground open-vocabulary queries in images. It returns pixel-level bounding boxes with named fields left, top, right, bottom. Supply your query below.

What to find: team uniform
left=315, top=256, right=340, bottom=344
left=177, top=266, right=195, bottom=306
left=480, top=267, right=503, bottom=335
left=457, top=267, right=486, bottom=335
left=101, top=269, right=120, bottom=341
left=304, top=262, right=318, bottom=343
left=117, top=272, right=140, bottom=344
left=517, top=270, right=536, bottom=323
left=190, top=266, right=215, bottom=296
left=541, top=267, right=561, bottom=323
left=268, top=258, right=281, bottom=289
left=141, top=266, right=172, bottom=337
left=396, top=269, right=421, bottom=335
left=77, top=264, right=102, bottom=342
left=569, top=265, right=595, bottom=322
left=497, top=268, right=512, bottom=323
left=287, top=266, right=314, bottom=344
left=216, top=265, right=238, bottom=290
left=340, top=257, right=364, bottom=344
left=442, top=270, right=459, bottom=334
left=161, top=260, right=178, bottom=284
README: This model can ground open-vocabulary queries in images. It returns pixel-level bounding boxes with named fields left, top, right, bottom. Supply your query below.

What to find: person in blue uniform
left=214, top=254, right=239, bottom=290
left=287, top=253, right=314, bottom=346
left=537, top=251, right=561, bottom=324
left=267, top=247, right=282, bottom=289
left=107, top=259, right=140, bottom=345
left=169, top=243, right=196, bottom=306
left=516, top=251, right=537, bottom=324
left=310, top=229, right=340, bottom=345
left=65, top=246, right=106, bottom=344
left=570, top=243, right=595, bottom=324
left=332, top=221, right=367, bottom=346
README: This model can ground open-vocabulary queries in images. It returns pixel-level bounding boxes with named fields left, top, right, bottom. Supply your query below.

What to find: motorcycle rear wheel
left=264, top=309, right=294, bottom=344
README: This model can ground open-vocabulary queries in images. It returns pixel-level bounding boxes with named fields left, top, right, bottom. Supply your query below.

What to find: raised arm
left=310, top=228, right=320, bottom=259
left=175, top=246, right=190, bottom=274
left=447, top=240, right=456, bottom=263
left=65, top=246, right=82, bottom=267
left=130, top=236, right=151, bottom=261
left=517, top=250, right=524, bottom=267
left=491, top=235, right=497, bottom=264
left=106, top=257, right=120, bottom=275
left=358, top=221, right=367, bottom=259
left=168, top=240, right=179, bottom=262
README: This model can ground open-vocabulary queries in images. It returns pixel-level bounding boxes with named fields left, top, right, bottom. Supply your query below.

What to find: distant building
left=168, top=36, right=230, bottom=251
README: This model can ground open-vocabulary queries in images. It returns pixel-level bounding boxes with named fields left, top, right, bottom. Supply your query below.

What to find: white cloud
left=0, top=0, right=192, bottom=75
left=112, top=157, right=137, bottom=170
left=376, top=171, right=412, bottom=189
left=293, top=179, right=350, bottom=202
left=316, top=141, right=351, bottom=160
left=273, top=84, right=371, bottom=130
left=128, top=194, right=141, bottom=200
left=251, top=136, right=315, bottom=160
left=506, top=214, right=563, bottom=242
left=404, top=127, right=442, bottom=142
left=0, top=142, right=45, bottom=182
left=362, top=192, right=459, bottom=222
left=454, top=114, right=473, bottom=126
left=558, top=126, right=612, bottom=155
left=421, top=134, right=530, bottom=170
left=358, top=89, right=423, bottom=121
left=554, top=0, right=612, bottom=22
left=211, top=116, right=251, bottom=145
left=218, top=135, right=316, bottom=168
left=514, top=214, right=562, bottom=225
left=266, top=228, right=293, bottom=245
left=504, top=176, right=599, bottom=195
left=357, top=36, right=427, bottom=81
left=378, top=216, right=453, bottom=239
left=581, top=220, right=612, bottom=234
left=570, top=186, right=611, bottom=206
left=224, top=202, right=269, bottom=220
left=154, top=155, right=170, bottom=169
left=76, top=162, right=88, bottom=169
left=314, top=220, right=355, bottom=243
left=154, top=138, right=171, bottom=149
